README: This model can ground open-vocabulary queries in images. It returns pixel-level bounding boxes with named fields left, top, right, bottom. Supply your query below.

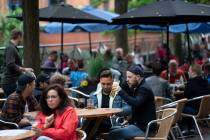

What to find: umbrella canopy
left=39, top=4, right=107, bottom=23
left=44, top=6, right=121, bottom=33
left=112, top=0, right=210, bottom=25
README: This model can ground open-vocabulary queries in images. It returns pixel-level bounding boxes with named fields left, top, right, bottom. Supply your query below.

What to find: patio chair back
left=197, top=95, right=210, bottom=118
left=155, top=96, right=172, bottom=110
left=76, top=129, right=87, bottom=140
left=155, top=108, right=177, bottom=138
left=0, top=119, right=19, bottom=130
left=172, top=98, right=187, bottom=125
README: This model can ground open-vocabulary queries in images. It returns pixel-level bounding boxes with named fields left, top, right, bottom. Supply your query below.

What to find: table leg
left=87, top=117, right=103, bottom=140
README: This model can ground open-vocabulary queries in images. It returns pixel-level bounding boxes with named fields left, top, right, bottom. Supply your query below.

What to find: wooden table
left=77, top=108, right=122, bottom=140
left=0, top=129, right=35, bottom=140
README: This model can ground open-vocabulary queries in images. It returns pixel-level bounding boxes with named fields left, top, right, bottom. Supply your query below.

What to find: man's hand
left=18, top=117, right=31, bottom=127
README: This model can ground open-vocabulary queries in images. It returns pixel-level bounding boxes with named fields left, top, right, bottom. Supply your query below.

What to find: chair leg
left=170, top=129, right=176, bottom=140
left=192, top=116, right=204, bottom=140
left=176, top=124, right=185, bottom=140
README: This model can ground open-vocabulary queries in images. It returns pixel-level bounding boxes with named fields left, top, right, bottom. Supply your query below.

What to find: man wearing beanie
left=0, top=72, right=39, bottom=129
left=108, top=65, right=156, bottom=140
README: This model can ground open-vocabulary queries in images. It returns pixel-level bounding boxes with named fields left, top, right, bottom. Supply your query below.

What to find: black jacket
left=119, top=79, right=156, bottom=131
left=184, top=76, right=210, bottom=111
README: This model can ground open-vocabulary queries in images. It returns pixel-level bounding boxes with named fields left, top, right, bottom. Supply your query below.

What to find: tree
left=22, top=0, right=40, bottom=75
left=114, top=0, right=129, bottom=54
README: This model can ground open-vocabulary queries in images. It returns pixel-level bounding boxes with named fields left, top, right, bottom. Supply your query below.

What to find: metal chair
left=160, top=98, right=187, bottom=140
left=66, top=87, right=90, bottom=98
left=76, top=128, right=87, bottom=140
left=0, top=119, right=19, bottom=130
left=182, top=95, right=210, bottom=140
left=155, top=96, right=173, bottom=110
left=132, top=108, right=177, bottom=140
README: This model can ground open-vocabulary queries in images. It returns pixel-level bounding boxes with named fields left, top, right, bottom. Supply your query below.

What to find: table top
left=76, top=108, right=122, bottom=118
left=25, top=108, right=122, bottom=119
left=0, top=129, right=35, bottom=140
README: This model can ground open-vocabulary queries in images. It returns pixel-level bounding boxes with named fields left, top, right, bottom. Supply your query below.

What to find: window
left=49, top=0, right=65, bottom=5
left=8, top=0, right=22, bottom=10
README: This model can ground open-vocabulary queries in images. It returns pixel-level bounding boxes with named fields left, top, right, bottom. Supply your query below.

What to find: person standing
left=1, top=29, right=33, bottom=97
left=108, top=65, right=156, bottom=140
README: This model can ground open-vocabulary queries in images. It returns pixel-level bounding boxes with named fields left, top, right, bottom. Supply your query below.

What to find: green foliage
left=128, top=0, right=155, bottom=9
left=0, top=8, right=22, bottom=48
left=90, top=0, right=104, bottom=7
left=85, top=54, right=111, bottom=78
left=188, top=0, right=210, bottom=4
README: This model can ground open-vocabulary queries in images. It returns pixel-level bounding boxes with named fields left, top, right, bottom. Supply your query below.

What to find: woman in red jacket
left=32, top=84, right=78, bottom=140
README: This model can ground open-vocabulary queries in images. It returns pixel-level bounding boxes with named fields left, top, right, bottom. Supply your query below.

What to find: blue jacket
left=90, top=86, right=131, bottom=117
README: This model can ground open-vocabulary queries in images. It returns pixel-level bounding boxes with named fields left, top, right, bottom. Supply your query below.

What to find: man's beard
left=128, top=80, right=138, bottom=88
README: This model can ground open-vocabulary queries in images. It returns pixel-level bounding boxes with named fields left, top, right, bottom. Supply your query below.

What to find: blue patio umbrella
left=44, top=6, right=122, bottom=54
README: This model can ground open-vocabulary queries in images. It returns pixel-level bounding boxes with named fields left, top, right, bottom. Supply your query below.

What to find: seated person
left=0, top=73, right=39, bottom=129
left=33, top=73, right=50, bottom=102
left=32, top=84, right=78, bottom=140
left=49, top=72, right=66, bottom=88
left=146, top=61, right=171, bottom=98
left=181, top=64, right=210, bottom=133
left=88, top=69, right=131, bottom=133
left=160, top=59, right=186, bottom=84
left=108, top=65, right=157, bottom=140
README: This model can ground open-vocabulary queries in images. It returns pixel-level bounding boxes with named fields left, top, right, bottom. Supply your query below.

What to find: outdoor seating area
left=1, top=0, right=210, bottom=140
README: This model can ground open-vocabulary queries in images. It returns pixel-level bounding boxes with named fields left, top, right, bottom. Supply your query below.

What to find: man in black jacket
left=108, top=65, right=156, bottom=140
left=181, top=64, right=210, bottom=133
left=1, top=29, right=33, bottom=97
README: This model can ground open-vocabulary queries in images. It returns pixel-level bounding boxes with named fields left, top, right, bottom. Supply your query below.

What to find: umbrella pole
left=88, top=32, right=92, bottom=56
left=186, top=24, right=192, bottom=64
left=166, top=24, right=170, bottom=80
left=61, top=22, right=64, bottom=72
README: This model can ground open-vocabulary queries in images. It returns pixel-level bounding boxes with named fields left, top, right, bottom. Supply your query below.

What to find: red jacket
left=160, top=69, right=186, bottom=84
left=33, top=106, right=78, bottom=140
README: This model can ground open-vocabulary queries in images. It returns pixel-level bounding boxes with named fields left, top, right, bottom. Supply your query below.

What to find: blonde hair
left=50, top=72, right=66, bottom=87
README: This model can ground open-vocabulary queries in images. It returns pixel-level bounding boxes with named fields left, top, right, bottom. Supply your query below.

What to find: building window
left=49, top=0, right=65, bottom=5
left=8, top=0, right=22, bottom=10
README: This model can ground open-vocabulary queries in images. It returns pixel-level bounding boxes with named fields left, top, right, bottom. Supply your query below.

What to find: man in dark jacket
left=108, top=65, right=156, bottom=140
left=182, top=64, right=210, bottom=133
left=1, top=29, right=33, bottom=97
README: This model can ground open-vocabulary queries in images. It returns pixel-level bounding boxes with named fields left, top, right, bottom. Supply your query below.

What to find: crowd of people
left=1, top=29, right=210, bottom=140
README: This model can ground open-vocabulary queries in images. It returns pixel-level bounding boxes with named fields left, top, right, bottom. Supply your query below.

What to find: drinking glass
left=86, top=99, right=95, bottom=109
left=78, top=98, right=86, bottom=108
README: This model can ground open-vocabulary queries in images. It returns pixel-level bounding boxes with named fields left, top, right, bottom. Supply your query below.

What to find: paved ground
left=180, top=126, right=210, bottom=140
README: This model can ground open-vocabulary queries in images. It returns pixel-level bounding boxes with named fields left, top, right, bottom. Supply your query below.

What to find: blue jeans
left=37, top=136, right=53, bottom=140
left=107, top=125, right=145, bottom=140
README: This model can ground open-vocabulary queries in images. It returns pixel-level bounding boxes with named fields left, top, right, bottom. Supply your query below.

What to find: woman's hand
left=44, top=114, right=54, bottom=129
left=32, top=126, right=42, bottom=137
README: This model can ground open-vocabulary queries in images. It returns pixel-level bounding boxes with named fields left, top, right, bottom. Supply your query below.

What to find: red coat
left=33, top=106, right=78, bottom=140
left=160, top=69, right=186, bottom=84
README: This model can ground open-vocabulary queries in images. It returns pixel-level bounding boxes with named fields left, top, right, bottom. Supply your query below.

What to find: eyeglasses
left=46, top=95, right=58, bottom=100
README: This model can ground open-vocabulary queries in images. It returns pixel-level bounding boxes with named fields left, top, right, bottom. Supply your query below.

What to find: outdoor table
left=77, top=108, right=122, bottom=140
left=0, top=129, right=35, bottom=140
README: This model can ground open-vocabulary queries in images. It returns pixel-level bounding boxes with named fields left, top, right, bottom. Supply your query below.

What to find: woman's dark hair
left=40, top=84, right=74, bottom=116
